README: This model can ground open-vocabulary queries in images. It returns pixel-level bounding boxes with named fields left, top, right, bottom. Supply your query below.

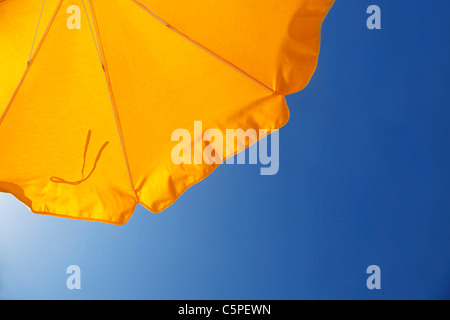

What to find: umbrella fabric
left=0, top=0, right=334, bottom=224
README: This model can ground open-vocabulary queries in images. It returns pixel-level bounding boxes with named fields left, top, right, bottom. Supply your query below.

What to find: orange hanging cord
left=50, top=130, right=109, bottom=186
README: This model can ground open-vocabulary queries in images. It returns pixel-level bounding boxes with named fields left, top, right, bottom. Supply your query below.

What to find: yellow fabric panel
left=0, top=0, right=60, bottom=116
left=138, top=0, right=335, bottom=94
left=0, top=0, right=137, bottom=224
left=92, top=0, right=289, bottom=212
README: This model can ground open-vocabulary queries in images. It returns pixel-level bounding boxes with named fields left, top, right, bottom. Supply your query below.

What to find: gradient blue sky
left=1, top=0, right=449, bottom=300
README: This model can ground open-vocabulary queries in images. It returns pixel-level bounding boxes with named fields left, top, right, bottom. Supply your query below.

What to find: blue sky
left=1, top=0, right=449, bottom=299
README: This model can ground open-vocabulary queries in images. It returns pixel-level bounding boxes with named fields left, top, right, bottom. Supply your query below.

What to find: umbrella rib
left=0, top=0, right=63, bottom=128
left=89, top=0, right=139, bottom=200
left=131, top=0, right=277, bottom=94
left=28, top=0, right=46, bottom=63
left=82, top=0, right=104, bottom=67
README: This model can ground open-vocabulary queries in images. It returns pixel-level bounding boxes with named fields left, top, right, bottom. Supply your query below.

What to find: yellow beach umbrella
left=0, top=0, right=334, bottom=224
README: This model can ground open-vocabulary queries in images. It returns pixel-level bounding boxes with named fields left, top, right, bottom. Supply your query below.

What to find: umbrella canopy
left=0, top=0, right=334, bottom=224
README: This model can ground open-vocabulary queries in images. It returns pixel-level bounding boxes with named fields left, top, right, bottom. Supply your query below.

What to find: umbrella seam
left=89, top=0, right=140, bottom=202
left=131, top=0, right=281, bottom=95
left=28, top=0, right=47, bottom=63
